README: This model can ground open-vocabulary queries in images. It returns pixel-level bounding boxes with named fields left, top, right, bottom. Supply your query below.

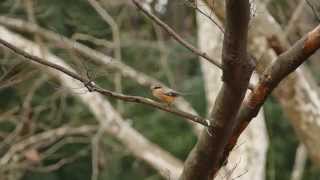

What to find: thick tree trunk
left=197, top=2, right=268, bottom=179
left=179, top=1, right=254, bottom=179
left=204, top=0, right=320, bottom=167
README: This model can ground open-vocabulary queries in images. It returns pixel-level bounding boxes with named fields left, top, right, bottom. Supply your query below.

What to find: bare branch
left=72, top=33, right=114, bottom=48
left=0, top=37, right=211, bottom=127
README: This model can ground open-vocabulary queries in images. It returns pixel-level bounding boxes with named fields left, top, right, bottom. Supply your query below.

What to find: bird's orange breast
left=153, top=89, right=176, bottom=104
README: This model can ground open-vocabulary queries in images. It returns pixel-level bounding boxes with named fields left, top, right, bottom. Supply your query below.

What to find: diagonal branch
left=221, top=24, right=320, bottom=171
left=0, top=38, right=211, bottom=127
left=132, top=0, right=222, bottom=68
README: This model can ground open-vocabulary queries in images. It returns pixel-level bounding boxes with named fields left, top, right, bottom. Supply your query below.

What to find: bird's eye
left=151, top=85, right=161, bottom=89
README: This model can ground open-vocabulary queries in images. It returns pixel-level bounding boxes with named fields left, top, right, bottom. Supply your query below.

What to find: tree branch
left=0, top=38, right=211, bottom=127
left=221, top=24, right=320, bottom=171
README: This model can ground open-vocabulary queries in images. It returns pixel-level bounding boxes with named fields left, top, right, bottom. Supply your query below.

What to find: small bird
left=150, top=84, right=180, bottom=105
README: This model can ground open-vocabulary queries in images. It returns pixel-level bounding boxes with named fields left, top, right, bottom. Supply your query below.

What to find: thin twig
left=0, top=38, right=211, bottom=127
left=184, top=0, right=225, bottom=33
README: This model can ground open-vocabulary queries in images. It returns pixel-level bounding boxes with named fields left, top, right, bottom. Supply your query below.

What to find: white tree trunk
left=196, top=2, right=268, bottom=180
left=291, top=144, right=307, bottom=180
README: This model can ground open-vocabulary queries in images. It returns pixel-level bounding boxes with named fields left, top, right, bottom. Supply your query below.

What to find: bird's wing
left=164, top=90, right=180, bottom=97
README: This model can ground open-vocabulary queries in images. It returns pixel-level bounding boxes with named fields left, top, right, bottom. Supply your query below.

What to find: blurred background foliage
left=0, top=0, right=320, bottom=179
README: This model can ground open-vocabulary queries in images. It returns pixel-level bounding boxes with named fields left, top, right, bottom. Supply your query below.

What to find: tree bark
left=197, top=2, right=268, bottom=179
left=205, top=0, right=320, bottom=168
left=179, top=1, right=254, bottom=179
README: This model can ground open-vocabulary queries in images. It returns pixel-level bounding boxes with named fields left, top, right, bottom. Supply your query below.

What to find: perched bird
left=150, top=84, right=180, bottom=105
